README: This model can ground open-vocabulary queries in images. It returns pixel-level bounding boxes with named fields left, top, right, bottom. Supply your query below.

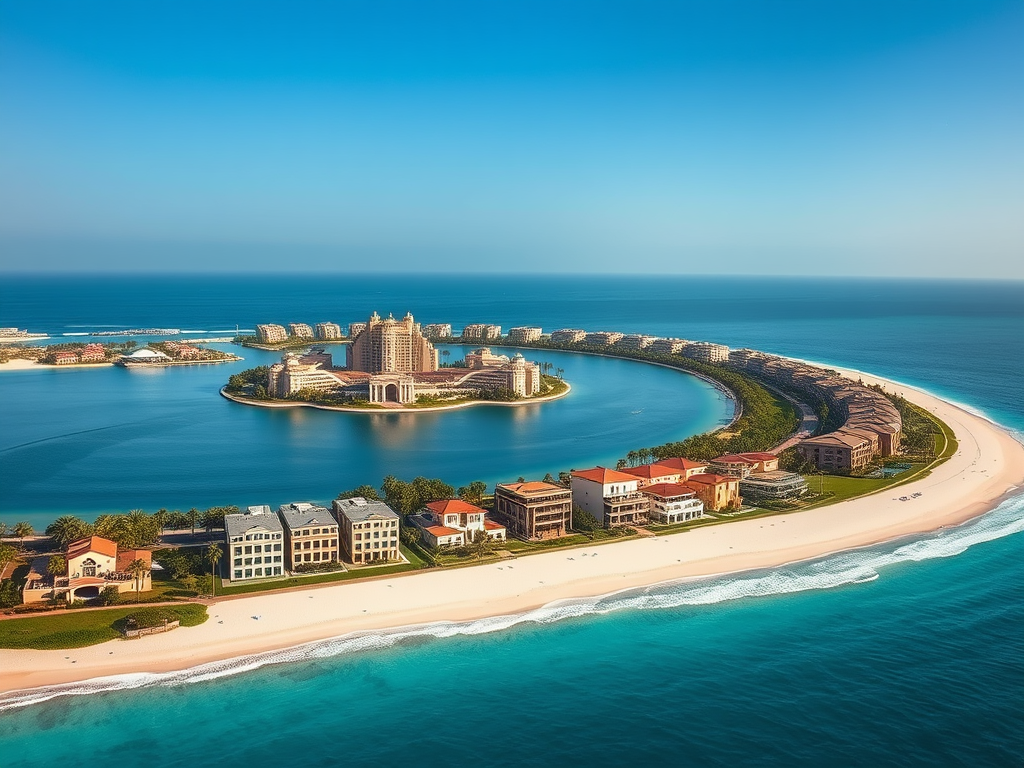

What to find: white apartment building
left=225, top=506, right=286, bottom=581
left=461, top=323, right=502, bottom=340
left=570, top=467, right=650, bottom=527
left=423, top=323, right=453, bottom=338
left=639, top=483, right=704, bottom=524
left=256, top=324, right=288, bottom=343
left=314, top=322, right=342, bottom=340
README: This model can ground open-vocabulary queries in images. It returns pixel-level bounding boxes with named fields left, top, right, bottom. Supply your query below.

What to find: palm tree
left=187, top=508, right=200, bottom=537
left=154, top=509, right=169, bottom=535
left=12, top=522, right=33, bottom=551
left=0, top=522, right=8, bottom=541
left=45, top=515, right=93, bottom=550
left=127, top=558, right=150, bottom=602
left=206, top=543, right=222, bottom=597
left=556, top=367, right=564, bottom=380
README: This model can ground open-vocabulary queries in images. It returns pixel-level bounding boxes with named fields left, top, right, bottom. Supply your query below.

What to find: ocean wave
left=3, top=492, right=1023, bottom=712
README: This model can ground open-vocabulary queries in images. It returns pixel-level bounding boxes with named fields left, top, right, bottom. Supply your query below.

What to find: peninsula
left=1, top=364, right=1021, bottom=700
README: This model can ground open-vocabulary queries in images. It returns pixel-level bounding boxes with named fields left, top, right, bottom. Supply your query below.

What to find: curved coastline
left=2, top=363, right=1022, bottom=700
left=219, top=381, right=572, bottom=413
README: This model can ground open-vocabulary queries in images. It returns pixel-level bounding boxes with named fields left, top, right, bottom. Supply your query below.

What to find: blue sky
left=0, top=1, right=1021, bottom=276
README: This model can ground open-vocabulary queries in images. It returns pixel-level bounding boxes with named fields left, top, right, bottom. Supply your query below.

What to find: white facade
left=507, top=326, right=542, bottom=344
left=571, top=469, right=640, bottom=523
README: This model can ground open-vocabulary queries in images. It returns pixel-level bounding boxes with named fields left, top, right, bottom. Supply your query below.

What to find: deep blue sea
left=1, top=275, right=1022, bottom=766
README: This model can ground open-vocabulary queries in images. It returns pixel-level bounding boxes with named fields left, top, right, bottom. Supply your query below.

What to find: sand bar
left=2, top=368, right=1022, bottom=695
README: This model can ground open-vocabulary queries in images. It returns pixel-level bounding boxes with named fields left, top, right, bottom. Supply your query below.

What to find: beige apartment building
left=256, top=324, right=288, bottom=343
left=461, top=323, right=502, bottom=341
left=278, top=503, right=340, bottom=569
left=494, top=481, right=573, bottom=540
left=347, top=312, right=439, bottom=373
left=550, top=329, right=586, bottom=344
left=225, top=507, right=285, bottom=581
left=289, top=323, right=314, bottom=339
left=314, top=322, right=342, bottom=340
left=507, top=326, right=542, bottom=344
left=333, top=497, right=401, bottom=564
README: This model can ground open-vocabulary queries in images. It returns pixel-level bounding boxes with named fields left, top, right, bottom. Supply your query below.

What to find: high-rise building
left=314, top=322, right=342, bottom=340
left=255, top=324, right=288, bottom=344
left=289, top=323, right=314, bottom=339
left=346, top=312, right=439, bottom=373
left=462, top=324, right=502, bottom=341
left=423, top=323, right=453, bottom=338
left=550, top=329, right=586, bottom=344
left=507, top=326, right=542, bottom=344
left=348, top=322, right=368, bottom=338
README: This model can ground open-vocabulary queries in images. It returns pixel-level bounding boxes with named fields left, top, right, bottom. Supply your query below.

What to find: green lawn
left=0, top=603, right=208, bottom=650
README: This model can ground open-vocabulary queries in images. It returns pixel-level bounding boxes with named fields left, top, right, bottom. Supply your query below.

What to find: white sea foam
left=3, top=492, right=1023, bottom=713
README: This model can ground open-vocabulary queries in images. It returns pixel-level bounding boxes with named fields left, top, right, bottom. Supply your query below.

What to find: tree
left=180, top=574, right=199, bottom=593
left=167, top=511, right=190, bottom=530
left=542, top=473, right=556, bottom=484
left=0, top=579, right=20, bottom=608
left=187, top=508, right=201, bottom=536
left=571, top=506, right=601, bottom=535
left=47, top=555, right=67, bottom=577
left=0, top=543, right=17, bottom=574
left=154, top=509, right=169, bottom=534
left=12, top=522, right=33, bottom=550
left=200, top=507, right=232, bottom=533
left=336, top=485, right=381, bottom=501
left=206, top=543, right=222, bottom=597
left=98, top=585, right=121, bottom=605
left=457, top=481, right=487, bottom=505
left=127, top=558, right=150, bottom=602
left=45, top=515, right=93, bottom=549
left=0, top=522, right=8, bottom=541
left=556, top=367, right=564, bottom=380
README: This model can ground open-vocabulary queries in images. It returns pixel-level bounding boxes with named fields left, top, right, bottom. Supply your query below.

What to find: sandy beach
left=2, top=368, right=1022, bottom=695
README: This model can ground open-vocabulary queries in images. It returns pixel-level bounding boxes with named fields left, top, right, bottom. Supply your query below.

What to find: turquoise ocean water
left=0, top=275, right=1021, bottom=766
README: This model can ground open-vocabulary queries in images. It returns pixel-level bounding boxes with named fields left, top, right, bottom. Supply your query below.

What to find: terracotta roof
left=686, top=473, right=735, bottom=486
left=67, top=536, right=118, bottom=560
left=424, top=525, right=463, bottom=537
left=621, top=464, right=679, bottom=480
left=640, top=482, right=697, bottom=499
left=426, top=499, right=488, bottom=516
left=736, top=452, right=778, bottom=462
left=654, top=458, right=708, bottom=471
left=571, top=467, right=638, bottom=484
left=498, top=481, right=565, bottom=495
left=483, top=519, right=506, bottom=530
left=712, top=454, right=758, bottom=465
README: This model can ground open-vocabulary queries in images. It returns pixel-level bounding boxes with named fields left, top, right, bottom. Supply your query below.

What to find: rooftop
left=497, top=481, right=567, bottom=497
left=571, top=467, right=638, bottom=484
left=640, top=482, right=698, bottom=499
left=278, top=503, right=336, bottom=530
left=426, top=499, right=488, bottom=516
left=333, top=496, right=400, bottom=522
left=225, top=511, right=284, bottom=538
left=654, top=457, right=708, bottom=471
left=67, top=536, right=118, bottom=560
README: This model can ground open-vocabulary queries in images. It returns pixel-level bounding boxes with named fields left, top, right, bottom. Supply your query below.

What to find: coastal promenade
left=2, top=366, right=1022, bottom=699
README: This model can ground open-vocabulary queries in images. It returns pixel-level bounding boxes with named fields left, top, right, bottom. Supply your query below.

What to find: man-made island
left=2, top=317, right=1023, bottom=702
left=0, top=340, right=240, bottom=370
left=223, top=311, right=568, bottom=411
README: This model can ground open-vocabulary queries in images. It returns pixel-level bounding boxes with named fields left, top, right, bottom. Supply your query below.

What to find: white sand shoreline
left=2, top=366, right=1023, bottom=696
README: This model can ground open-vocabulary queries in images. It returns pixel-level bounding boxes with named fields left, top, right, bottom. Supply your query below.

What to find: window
left=274, top=556, right=281, bottom=563
left=254, top=545, right=262, bottom=553
left=234, top=558, right=242, bottom=566
left=255, top=567, right=263, bottom=576
left=244, top=558, right=253, bottom=566
left=234, top=547, right=242, bottom=556
left=304, top=541, right=311, bottom=549
left=356, top=543, right=362, bottom=550
left=274, top=543, right=282, bottom=551
left=244, top=546, right=252, bottom=555
left=313, top=540, right=321, bottom=549
left=244, top=569, right=252, bottom=578
left=313, top=552, right=321, bottom=561
left=313, top=528, right=320, bottom=535
left=234, top=570, right=242, bottom=579
left=355, top=533, right=361, bottom=540
left=294, top=542, right=301, bottom=550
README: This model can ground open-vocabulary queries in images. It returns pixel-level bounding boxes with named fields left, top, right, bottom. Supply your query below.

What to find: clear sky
left=1, top=0, right=1021, bottom=277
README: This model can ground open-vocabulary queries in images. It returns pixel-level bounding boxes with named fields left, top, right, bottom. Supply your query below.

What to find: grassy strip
left=0, top=603, right=208, bottom=650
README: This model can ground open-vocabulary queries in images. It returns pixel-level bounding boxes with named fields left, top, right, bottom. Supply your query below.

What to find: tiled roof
left=571, top=467, right=638, bottom=484
left=686, top=473, right=735, bottom=486
left=654, top=458, right=708, bottom=471
left=67, top=536, right=117, bottom=560
left=621, top=464, right=679, bottom=480
left=498, top=481, right=565, bottom=495
left=483, top=519, right=506, bottom=530
left=640, top=482, right=697, bottom=499
left=426, top=499, right=488, bottom=515
left=425, top=525, right=462, bottom=537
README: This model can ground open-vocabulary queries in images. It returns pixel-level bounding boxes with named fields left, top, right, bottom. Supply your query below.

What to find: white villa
left=639, top=483, right=705, bottom=524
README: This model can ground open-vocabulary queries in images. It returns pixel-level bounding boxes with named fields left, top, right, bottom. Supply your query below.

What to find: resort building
left=640, top=483, right=705, bottom=524
left=739, top=472, right=809, bottom=502
left=225, top=508, right=285, bottom=581
left=413, top=499, right=506, bottom=548
left=348, top=322, right=367, bottom=338
left=462, top=324, right=502, bottom=341
left=571, top=467, right=650, bottom=527
left=267, top=352, right=368, bottom=397
left=80, top=343, right=107, bottom=362
left=494, top=481, right=573, bottom=540
left=621, top=462, right=685, bottom=487
left=649, top=338, right=690, bottom=355
left=708, top=452, right=781, bottom=478
left=53, top=351, right=79, bottom=365
left=314, top=322, right=342, bottom=340
left=550, top=329, right=586, bottom=344
left=684, top=342, right=730, bottom=364
left=347, top=312, right=439, bottom=374
left=796, top=432, right=875, bottom=472
left=278, top=503, right=340, bottom=570
left=333, top=497, right=401, bottom=564
left=685, top=473, right=741, bottom=511
left=22, top=536, right=152, bottom=604
left=423, top=323, right=453, bottom=338
left=507, top=326, right=543, bottom=344
left=256, top=324, right=288, bottom=343
left=583, top=331, right=624, bottom=346
left=465, top=347, right=510, bottom=368
left=616, top=334, right=659, bottom=350
left=289, top=323, right=314, bottom=339
left=653, top=457, right=709, bottom=481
